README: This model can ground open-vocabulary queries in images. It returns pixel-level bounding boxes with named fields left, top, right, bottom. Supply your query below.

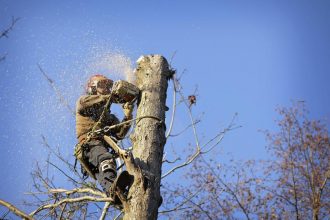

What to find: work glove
left=122, top=102, right=133, bottom=119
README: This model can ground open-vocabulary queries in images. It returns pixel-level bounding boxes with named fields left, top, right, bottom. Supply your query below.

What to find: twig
left=113, top=211, right=123, bottom=220
left=169, top=119, right=201, bottom=137
left=0, top=17, right=19, bottom=62
left=158, top=206, right=193, bottom=214
left=319, top=169, right=329, bottom=197
left=162, top=157, right=180, bottom=164
left=201, top=114, right=240, bottom=154
left=0, top=209, right=10, bottom=219
left=99, top=202, right=110, bottom=220
left=200, top=155, right=251, bottom=220
left=161, top=148, right=201, bottom=179
left=159, top=185, right=203, bottom=214
left=183, top=89, right=201, bottom=152
left=47, top=161, right=80, bottom=185
left=162, top=79, right=202, bottom=178
left=40, top=135, right=83, bottom=179
left=166, top=73, right=178, bottom=138
left=38, top=64, right=75, bottom=115
left=58, top=202, right=68, bottom=220
left=169, top=50, right=177, bottom=66
left=0, top=17, right=20, bottom=39
left=162, top=74, right=239, bottom=178
left=162, top=119, right=236, bottom=179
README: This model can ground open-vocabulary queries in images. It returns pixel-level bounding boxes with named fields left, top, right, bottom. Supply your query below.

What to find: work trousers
left=84, top=139, right=117, bottom=192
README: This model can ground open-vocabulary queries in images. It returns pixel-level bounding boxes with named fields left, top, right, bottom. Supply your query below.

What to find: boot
left=108, top=171, right=134, bottom=207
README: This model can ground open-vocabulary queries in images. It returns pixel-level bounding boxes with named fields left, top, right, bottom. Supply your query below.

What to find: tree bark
left=123, top=55, right=169, bottom=220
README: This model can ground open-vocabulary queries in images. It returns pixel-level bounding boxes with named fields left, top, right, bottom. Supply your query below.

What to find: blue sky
left=1, top=0, right=330, bottom=215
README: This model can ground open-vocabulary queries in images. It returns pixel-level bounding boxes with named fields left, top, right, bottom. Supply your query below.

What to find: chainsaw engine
left=111, top=80, right=140, bottom=104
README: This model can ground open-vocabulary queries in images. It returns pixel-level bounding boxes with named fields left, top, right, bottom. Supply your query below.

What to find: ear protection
left=86, top=85, right=97, bottom=95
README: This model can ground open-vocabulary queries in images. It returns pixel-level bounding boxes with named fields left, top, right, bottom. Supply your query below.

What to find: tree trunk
left=123, top=55, right=169, bottom=220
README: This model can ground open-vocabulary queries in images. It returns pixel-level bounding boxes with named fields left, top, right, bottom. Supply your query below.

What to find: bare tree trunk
left=124, top=55, right=169, bottom=220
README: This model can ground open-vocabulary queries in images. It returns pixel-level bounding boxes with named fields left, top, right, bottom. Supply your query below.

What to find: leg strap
left=99, top=159, right=117, bottom=173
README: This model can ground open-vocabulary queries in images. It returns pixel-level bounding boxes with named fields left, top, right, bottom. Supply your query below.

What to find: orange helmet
left=86, top=74, right=113, bottom=95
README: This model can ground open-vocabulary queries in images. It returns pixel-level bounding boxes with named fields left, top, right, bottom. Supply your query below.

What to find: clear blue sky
left=1, top=0, right=330, bottom=213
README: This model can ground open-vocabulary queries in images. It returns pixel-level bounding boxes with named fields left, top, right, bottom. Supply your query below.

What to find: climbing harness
left=74, top=93, right=163, bottom=179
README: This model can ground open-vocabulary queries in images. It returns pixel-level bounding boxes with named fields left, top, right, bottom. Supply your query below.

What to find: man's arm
left=109, top=103, right=133, bottom=140
left=76, top=95, right=111, bottom=115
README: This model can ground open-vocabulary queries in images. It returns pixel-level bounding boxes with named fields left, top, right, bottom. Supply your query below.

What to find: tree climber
left=75, top=74, right=134, bottom=198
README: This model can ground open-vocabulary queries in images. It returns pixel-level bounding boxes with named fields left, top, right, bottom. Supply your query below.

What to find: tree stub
left=123, top=55, right=169, bottom=220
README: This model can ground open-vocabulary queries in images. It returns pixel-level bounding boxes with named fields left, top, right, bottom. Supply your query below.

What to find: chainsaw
left=110, top=80, right=140, bottom=104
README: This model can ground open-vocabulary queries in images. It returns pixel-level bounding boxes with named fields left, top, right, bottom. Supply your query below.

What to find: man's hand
left=122, top=102, right=133, bottom=119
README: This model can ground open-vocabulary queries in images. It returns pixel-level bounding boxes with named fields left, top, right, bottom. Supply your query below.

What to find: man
left=75, top=74, right=133, bottom=195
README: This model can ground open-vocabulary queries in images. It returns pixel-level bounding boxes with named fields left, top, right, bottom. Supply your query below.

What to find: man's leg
left=85, top=140, right=117, bottom=192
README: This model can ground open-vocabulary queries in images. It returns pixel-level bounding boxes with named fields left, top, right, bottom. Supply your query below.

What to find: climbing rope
left=87, top=115, right=163, bottom=139
left=85, top=91, right=163, bottom=140
left=89, top=92, right=113, bottom=137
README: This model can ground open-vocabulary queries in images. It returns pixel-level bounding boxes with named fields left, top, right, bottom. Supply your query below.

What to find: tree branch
left=49, top=187, right=105, bottom=197
left=0, top=199, right=33, bottom=220
left=162, top=118, right=237, bottom=179
left=0, top=16, right=20, bottom=39
left=100, top=202, right=111, bottom=220
left=159, top=185, right=204, bottom=214
left=30, top=196, right=114, bottom=217
left=166, top=73, right=178, bottom=138
left=200, top=156, right=251, bottom=220
left=38, top=64, right=75, bottom=115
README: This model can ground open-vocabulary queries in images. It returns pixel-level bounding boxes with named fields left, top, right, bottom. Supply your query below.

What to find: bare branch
left=0, top=210, right=10, bottom=219
left=0, top=17, right=20, bottom=61
left=169, top=50, right=177, bottom=66
left=58, top=201, right=68, bottom=220
left=40, top=135, right=83, bottom=179
left=162, top=157, right=180, bottom=164
left=162, top=119, right=237, bottom=179
left=162, top=78, right=201, bottom=178
left=30, top=196, right=114, bottom=217
left=319, top=168, right=330, bottom=197
left=166, top=73, right=178, bottom=138
left=158, top=205, right=194, bottom=214
left=0, top=17, right=20, bottom=39
left=201, top=113, right=240, bottom=154
left=49, top=187, right=105, bottom=198
left=113, top=211, right=123, bottom=220
left=0, top=199, right=33, bottom=220
left=38, top=64, right=75, bottom=115
left=162, top=72, right=240, bottom=180
left=47, top=161, right=81, bottom=185
left=99, top=202, right=110, bottom=220
left=169, top=119, right=201, bottom=137
left=159, top=185, right=204, bottom=214
left=199, top=156, right=252, bottom=220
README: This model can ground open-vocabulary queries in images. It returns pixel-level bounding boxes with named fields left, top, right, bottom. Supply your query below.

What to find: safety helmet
left=86, top=74, right=113, bottom=95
